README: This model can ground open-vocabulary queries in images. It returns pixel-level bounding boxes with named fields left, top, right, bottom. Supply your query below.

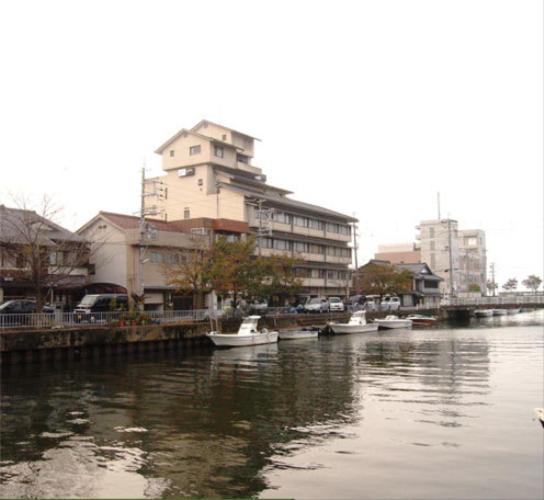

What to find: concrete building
left=416, top=219, right=460, bottom=296
left=78, top=211, right=249, bottom=310
left=153, top=119, right=356, bottom=297
left=458, top=229, right=487, bottom=295
left=375, top=242, right=421, bottom=264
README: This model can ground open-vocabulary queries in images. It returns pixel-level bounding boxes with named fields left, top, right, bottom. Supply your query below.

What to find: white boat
left=506, top=308, right=520, bottom=315
left=492, top=309, right=508, bottom=316
left=474, top=309, right=494, bottom=318
left=374, top=315, right=412, bottom=330
left=329, top=311, right=379, bottom=334
left=207, top=316, right=278, bottom=348
left=278, top=328, right=319, bottom=340
left=406, top=314, right=437, bottom=327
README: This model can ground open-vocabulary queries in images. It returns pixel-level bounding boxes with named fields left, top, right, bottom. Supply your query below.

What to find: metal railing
left=442, top=295, right=544, bottom=307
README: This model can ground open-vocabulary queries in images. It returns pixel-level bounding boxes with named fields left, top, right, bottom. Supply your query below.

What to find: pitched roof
left=397, top=262, right=443, bottom=280
left=154, top=126, right=247, bottom=155
left=98, top=211, right=179, bottom=232
left=0, top=205, right=85, bottom=245
left=191, top=119, right=261, bottom=141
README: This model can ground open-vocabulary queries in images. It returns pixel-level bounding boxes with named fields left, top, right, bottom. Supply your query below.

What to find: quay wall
left=0, top=310, right=441, bottom=366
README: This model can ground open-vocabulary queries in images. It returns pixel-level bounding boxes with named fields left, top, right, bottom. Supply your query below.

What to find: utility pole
left=490, top=262, right=496, bottom=297
left=437, top=192, right=441, bottom=220
left=257, top=198, right=263, bottom=256
left=137, top=166, right=165, bottom=310
left=447, top=218, right=454, bottom=297
left=352, top=219, right=359, bottom=293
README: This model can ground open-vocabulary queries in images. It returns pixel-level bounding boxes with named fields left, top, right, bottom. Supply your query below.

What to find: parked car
left=329, top=296, right=345, bottom=312
left=0, top=299, right=55, bottom=327
left=304, top=297, right=330, bottom=313
left=381, top=295, right=401, bottom=311
left=363, top=295, right=381, bottom=311
left=74, top=294, right=128, bottom=322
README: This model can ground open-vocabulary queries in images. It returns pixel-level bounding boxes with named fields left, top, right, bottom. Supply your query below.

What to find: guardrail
left=442, top=296, right=544, bottom=307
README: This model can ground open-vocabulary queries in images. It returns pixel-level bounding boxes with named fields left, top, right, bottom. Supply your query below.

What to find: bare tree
left=0, top=196, right=92, bottom=311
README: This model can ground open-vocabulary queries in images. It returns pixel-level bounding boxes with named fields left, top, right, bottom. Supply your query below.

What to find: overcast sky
left=1, top=0, right=542, bottom=287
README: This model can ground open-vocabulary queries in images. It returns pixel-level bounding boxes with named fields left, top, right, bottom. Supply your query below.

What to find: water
left=1, top=311, right=543, bottom=499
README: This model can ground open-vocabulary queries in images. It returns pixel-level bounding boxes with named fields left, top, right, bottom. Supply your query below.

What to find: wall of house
left=80, top=220, right=128, bottom=290
left=161, top=133, right=212, bottom=171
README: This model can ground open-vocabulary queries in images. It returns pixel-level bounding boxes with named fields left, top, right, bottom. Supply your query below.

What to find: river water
left=1, top=311, right=543, bottom=499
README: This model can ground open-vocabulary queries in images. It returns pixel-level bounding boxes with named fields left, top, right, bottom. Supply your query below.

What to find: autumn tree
left=353, top=261, right=413, bottom=296
left=258, top=253, right=302, bottom=304
left=522, top=275, right=542, bottom=293
left=502, top=278, right=518, bottom=291
left=162, top=235, right=211, bottom=309
left=0, top=197, right=92, bottom=311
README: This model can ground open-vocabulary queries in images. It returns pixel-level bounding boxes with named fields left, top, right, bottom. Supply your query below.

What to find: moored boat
left=492, top=309, right=508, bottom=316
left=474, top=309, right=494, bottom=318
left=207, top=316, right=278, bottom=348
left=506, top=308, right=520, bottom=315
left=329, top=311, right=378, bottom=334
left=374, top=315, right=412, bottom=330
left=279, top=328, right=319, bottom=340
left=406, top=314, right=437, bottom=327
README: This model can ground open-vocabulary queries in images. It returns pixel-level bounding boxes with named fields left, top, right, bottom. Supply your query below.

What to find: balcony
left=326, top=255, right=351, bottom=265
left=300, top=278, right=326, bottom=287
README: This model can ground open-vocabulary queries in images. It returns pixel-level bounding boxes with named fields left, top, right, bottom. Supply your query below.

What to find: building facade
left=458, top=229, right=487, bottom=295
left=78, top=211, right=249, bottom=310
left=0, top=205, right=90, bottom=308
left=416, top=219, right=460, bottom=296
left=153, top=120, right=356, bottom=297
left=374, top=242, right=421, bottom=264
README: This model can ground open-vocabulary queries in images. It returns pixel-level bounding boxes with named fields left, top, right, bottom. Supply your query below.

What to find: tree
left=258, top=253, right=302, bottom=304
left=0, top=196, right=92, bottom=311
left=162, top=235, right=212, bottom=309
left=522, top=275, right=542, bottom=293
left=468, top=283, right=481, bottom=293
left=353, top=261, right=413, bottom=296
left=502, top=278, right=518, bottom=291
left=486, top=279, right=498, bottom=296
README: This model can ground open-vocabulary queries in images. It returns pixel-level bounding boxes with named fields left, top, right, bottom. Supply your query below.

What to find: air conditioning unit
left=254, top=174, right=267, bottom=182
left=178, top=167, right=195, bottom=177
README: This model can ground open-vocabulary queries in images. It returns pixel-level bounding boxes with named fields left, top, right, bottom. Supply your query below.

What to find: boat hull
left=474, top=309, right=494, bottom=318
left=207, top=331, right=278, bottom=347
left=506, top=308, right=520, bottom=315
left=407, top=316, right=437, bottom=327
left=330, top=323, right=379, bottom=334
left=279, top=330, right=319, bottom=340
left=492, top=309, right=508, bottom=316
left=374, top=319, right=412, bottom=330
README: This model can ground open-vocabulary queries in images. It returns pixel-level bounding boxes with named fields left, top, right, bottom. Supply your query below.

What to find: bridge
left=440, top=294, right=544, bottom=319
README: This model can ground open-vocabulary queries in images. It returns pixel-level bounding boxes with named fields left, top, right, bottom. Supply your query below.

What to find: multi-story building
left=416, top=219, right=460, bottom=296
left=153, top=119, right=357, bottom=297
left=78, top=211, right=249, bottom=310
left=458, top=229, right=487, bottom=295
left=374, top=242, right=421, bottom=264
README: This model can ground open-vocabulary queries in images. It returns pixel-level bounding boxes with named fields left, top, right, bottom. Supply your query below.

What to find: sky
left=0, top=0, right=542, bottom=288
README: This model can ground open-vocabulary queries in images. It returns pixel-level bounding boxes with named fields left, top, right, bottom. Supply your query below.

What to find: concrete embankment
left=0, top=310, right=442, bottom=366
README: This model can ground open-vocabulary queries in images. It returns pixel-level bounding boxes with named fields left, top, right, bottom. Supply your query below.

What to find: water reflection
left=1, top=312, right=543, bottom=499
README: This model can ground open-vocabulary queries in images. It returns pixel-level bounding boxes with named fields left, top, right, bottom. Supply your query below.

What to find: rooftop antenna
left=437, top=192, right=441, bottom=220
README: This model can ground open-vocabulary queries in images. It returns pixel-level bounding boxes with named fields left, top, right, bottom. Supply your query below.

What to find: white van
left=381, top=296, right=401, bottom=311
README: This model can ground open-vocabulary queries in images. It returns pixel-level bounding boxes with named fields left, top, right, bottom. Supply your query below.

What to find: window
left=222, top=134, right=227, bottom=141
left=151, top=252, right=162, bottom=264
left=262, top=237, right=274, bottom=249
left=214, top=145, right=224, bottom=158
left=308, top=218, right=324, bottom=230
left=236, top=154, right=248, bottom=164
left=169, top=149, right=175, bottom=157
left=295, top=242, right=308, bottom=253
left=184, top=207, right=190, bottom=219
left=189, top=145, right=201, bottom=155
left=294, top=216, right=308, bottom=227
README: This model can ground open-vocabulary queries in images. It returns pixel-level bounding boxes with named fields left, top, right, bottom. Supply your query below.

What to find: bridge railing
left=443, top=295, right=544, bottom=307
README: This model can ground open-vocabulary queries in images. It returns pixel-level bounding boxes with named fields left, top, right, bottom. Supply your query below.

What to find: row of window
left=265, top=210, right=351, bottom=235
left=261, top=237, right=351, bottom=257
left=294, top=268, right=350, bottom=280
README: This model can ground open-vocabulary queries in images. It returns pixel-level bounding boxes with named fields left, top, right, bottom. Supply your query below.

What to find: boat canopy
left=349, top=311, right=367, bottom=325
left=238, top=316, right=261, bottom=335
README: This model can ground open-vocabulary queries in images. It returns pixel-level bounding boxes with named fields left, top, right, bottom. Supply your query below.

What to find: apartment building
left=78, top=211, right=249, bottom=310
left=374, top=242, right=421, bottom=264
left=153, top=120, right=356, bottom=297
left=458, top=229, right=487, bottom=294
left=416, top=219, right=460, bottom=296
